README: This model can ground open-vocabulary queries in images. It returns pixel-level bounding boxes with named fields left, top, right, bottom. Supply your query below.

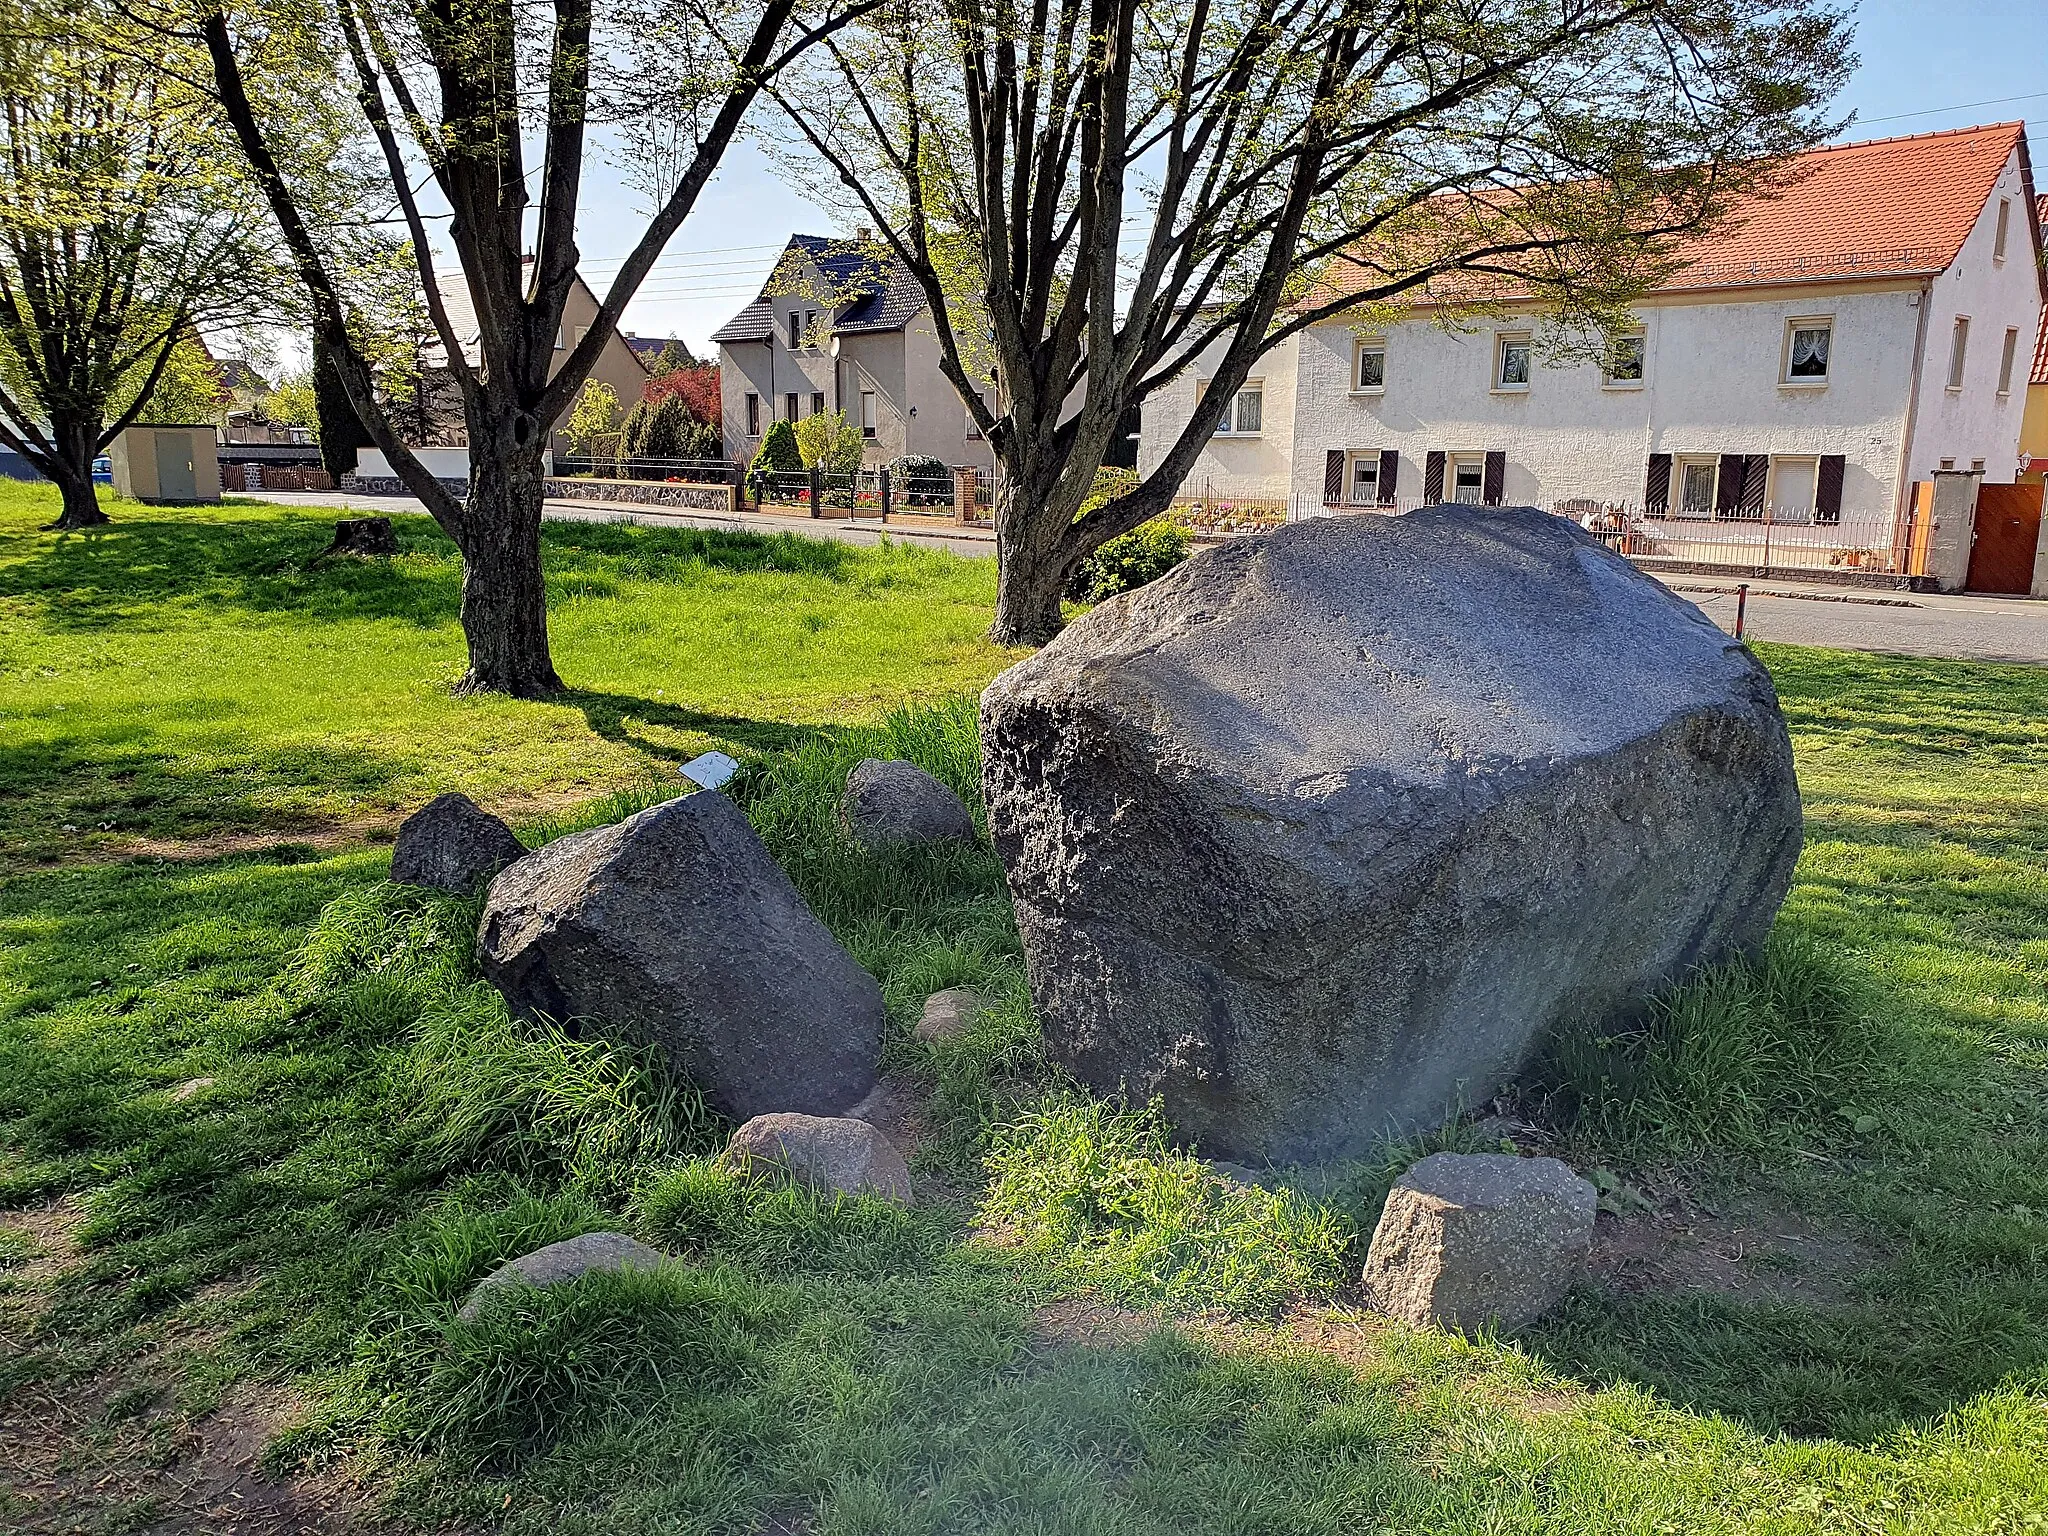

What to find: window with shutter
left=1482, top=451, right=1505, bottom=506
left=1323, top=449, right=1345, bottom=505
left=1815, top=455, right=1845, bottom=525
left=1378, top=449, right=1399, bottom=504
left=1423, top=451, right=1445, bottom=503
left=1644, top=453, right=1672, bottom=517
left=1715, top=453, right=1746, bottom=518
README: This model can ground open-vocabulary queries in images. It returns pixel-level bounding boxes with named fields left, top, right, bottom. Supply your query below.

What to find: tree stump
left=323, top=516, right=398, bottom=558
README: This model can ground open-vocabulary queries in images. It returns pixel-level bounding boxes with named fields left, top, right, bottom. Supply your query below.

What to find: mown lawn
left=2, top=485, right=2045, bottom=1533
left=0, top=484, right=1007, bottom=866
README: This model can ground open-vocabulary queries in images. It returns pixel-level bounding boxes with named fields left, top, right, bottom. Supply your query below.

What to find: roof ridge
left=1803, top=120, right=2026, bottom=157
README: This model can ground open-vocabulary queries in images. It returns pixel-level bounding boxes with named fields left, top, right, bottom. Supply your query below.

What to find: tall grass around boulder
left=1524, top=932, right=1871, bottom=1163
left=980, top=1095, right=1349, bottom=1312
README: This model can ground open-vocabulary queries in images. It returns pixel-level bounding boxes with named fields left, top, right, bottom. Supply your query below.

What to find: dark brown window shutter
left=1816, top=454, right=1845, bottom=525
left=1715, top=453, right=1746, bottom=518
left=1378, top=449, right=1399, bottom=504
left=1482, top=450, right=1506, bottom=506
left=1423, top=450, right=1445, bottom=502
left=1645, top=453, right=1672, bottom=514
left=1323, top=449, right=1345, bottom=504
left=1741, top=455, right=1770, bottom=517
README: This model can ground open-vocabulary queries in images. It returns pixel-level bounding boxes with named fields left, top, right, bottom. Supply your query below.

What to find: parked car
left=91, top=455, right=113, bottom=486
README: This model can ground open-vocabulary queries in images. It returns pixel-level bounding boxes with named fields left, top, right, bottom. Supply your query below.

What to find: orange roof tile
left=1661, top=122, right=2029, bottom=291
left=1317, top=122, right=2037, bottom=310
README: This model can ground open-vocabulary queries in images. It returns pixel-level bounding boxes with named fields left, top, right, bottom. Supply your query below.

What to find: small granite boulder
left=477, top=792, right=882, bottom=1121
left=916, top=987, right=983, bottom=1044
left=1363, top=1152, right=1596, bottom=1331
left=726, top=1112, right=914, bottom=1203
left=457, top=1231, right=667, bottom=1321
left=840, top=759, right=977, bottom=848
left=391, top=792, right=525, bottom=893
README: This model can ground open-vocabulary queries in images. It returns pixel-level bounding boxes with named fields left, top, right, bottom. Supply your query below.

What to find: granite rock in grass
left=391, top=792, right=527, bottom=894
left=458, top=1232, right=668, bottom=1321
left=476, top=791, right=881, bottom=1120
left=916, top=988, right=984, bottom=1044
left=980, top=505, right=1803, bottom=1163
left=840, top=758, right=977, bottom=848
left=1363, top=1152, right=1596, bottom=1330
left=726, top=1112, right=914, bottom=1203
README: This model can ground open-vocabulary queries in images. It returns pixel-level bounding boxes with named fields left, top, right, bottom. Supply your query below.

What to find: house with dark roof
left=1141, top=123, right=2045, bottom=574
left=712, top=234, right=994, bottom=470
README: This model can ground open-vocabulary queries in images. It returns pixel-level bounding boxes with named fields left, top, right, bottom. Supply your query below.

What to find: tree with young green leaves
left=770, top=0, right=1852, bottom=641
left=195, top=0, right=883, bottom=695
left=0, top=0, right=282, bottom=529
left=794, top=408, right=862, bottom=474
left=128, top=336, right=230, bottom=427
left=565, top=379, right=620, bottom=462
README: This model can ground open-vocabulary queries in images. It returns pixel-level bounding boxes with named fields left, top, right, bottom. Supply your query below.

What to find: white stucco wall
left=1902, top=148, right=2043, bottom=485
left=357, top=445, right=473, bottom=482
left=1136, top=332, right=1299, bottom=499
left=901, top=319, right=996, bottom=472
left=1271, top=283, right=1928, bottom=524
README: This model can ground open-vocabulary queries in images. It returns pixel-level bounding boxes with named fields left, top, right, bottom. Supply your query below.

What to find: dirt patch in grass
left=0, top=1369, right=366, bottom=1535
left=1, top=1203, right=364, bottom=1533
left=1587, top=1192, right=1873, bottom=1306
left=1030, top=1298, right=1160, bottom=1350
left=0, top=1197, right=85, bottom=1289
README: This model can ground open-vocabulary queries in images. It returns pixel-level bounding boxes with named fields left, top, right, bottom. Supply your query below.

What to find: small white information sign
left=679, top=750, right=740, bottom=790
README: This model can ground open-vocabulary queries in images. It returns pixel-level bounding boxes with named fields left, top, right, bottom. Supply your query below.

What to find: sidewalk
left=250, top=487, right=999, bottom=556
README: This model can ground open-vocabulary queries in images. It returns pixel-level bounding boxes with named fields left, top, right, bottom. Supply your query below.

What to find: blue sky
left=588, top=0, right=2047, bottom=356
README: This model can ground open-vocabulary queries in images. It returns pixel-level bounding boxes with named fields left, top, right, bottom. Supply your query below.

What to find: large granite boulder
left=391, top=792, right=525, bottom=893
left=1363, top=1152, right=1596, bottom=1330
left=840, top=758, right=977, bottom=848
left=981, top=506, right=1802, bottom=1163
left=458, top=1232, right=667, bottom=1321
left=477, top=792, right=882, bottom=1120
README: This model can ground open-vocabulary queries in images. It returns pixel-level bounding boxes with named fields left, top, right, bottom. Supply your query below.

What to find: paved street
left=1669, top=580, right=2048, bottom=665
left=253, top=490, right=2048, bottom=666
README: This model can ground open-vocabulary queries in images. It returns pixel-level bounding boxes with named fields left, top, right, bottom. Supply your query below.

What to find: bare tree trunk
left=42, top=416, right=110, bottom=530
left=454, top=428, right=560, bottom=697
left=991, top=472, right=1072, bottom=645
left=48, top=471, right=110, bottom=530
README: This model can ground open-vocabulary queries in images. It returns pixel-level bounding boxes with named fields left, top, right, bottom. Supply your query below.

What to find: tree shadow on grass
left=0, top=730, right=414, bottom=867
left=4, top=503, right=865, bottom=640
left=5, top=505, right=462, bottom=634
left=558, top=689, right=837, bottom=764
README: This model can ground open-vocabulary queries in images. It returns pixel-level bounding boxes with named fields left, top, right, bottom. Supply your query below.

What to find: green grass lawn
left=3, top=485, right=2046, bottom=1533
left=0, top=484, right=1009, bottom=866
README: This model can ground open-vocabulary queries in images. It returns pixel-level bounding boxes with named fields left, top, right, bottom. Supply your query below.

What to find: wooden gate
left=1966, top=483, right=2045, bottom=595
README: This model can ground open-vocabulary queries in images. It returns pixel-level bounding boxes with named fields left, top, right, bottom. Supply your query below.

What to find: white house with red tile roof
left=1141, top=123, right=2044, bottom=552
